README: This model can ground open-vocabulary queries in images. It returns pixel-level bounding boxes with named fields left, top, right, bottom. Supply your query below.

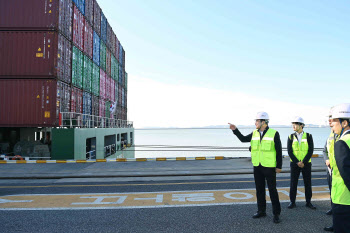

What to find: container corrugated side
left=84, top=0, right=94, bottom=26
left=100, top=41, right=107, bottom=71
left=106, top=49, right=111, bottom=76
left=0, top=79, right=64, bottom=127
left=0, top=31, right=71, bottom=83
left=0, top=0, right=73, bottom=41
left=84, top=21, right=93, bottom=58
left=92, top=63, right=100, bottom=96
left=72, top=46, right=83, bottom=88
left=93, top=0, right=101, bottom=35
left=99, top=69, right=106, bottom=100
left=73, top=5, right=84, bottom=51
left=83, top=55, right=92, bottom=92
left=100, top=11, right=107, bottom=43
left=93, top=31, right=100, bottom=66
left=70, top=86, right=83, bottom=115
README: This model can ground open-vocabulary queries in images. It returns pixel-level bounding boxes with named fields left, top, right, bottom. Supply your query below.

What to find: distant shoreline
left=135, top=126, right=328, bottom=130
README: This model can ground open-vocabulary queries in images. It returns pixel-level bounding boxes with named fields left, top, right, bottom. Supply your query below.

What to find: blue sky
left=99, top=0, right=350, bottom=127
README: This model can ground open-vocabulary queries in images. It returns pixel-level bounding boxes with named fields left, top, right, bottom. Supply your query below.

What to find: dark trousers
left=327, top=168, right=333, bottom=207
left=333, top=204, right=350, bottom=233
left=253, top=165, right=281, bottom=215
left=289, top=162, right=312, bottom=203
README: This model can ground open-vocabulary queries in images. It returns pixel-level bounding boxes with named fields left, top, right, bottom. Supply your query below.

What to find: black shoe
left=273, top=215, right=281, bottom=224
left=287, top=202, right=296, bottom=209
left=306, top=202, right=316, bottom=210
left=252, top=212, right=266, bottom=218
left=326, top=209, right=332, bottom=215
left=323, top=226, right=334, bottom=232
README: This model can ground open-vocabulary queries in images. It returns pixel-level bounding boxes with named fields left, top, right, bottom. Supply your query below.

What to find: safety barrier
left=0, top=154, right=323, bottom=164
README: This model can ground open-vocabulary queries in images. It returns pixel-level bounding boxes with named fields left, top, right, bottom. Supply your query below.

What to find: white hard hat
left=255, top=112, right=269, bottom=120
left=331, top=103, right=350, bottom=119
left=291, top=116, right=304, bottom=124
left=328, top=106, right=334, bottom=119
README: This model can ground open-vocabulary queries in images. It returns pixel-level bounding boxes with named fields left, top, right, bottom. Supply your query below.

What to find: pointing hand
left=228, top=123, right=237, bottom=130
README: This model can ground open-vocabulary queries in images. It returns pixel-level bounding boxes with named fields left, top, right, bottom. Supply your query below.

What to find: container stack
left=0, top=0, right=128, bottom=127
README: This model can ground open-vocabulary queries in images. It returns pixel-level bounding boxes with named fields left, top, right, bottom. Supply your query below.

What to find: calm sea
left=134, top=127, right=331, bottom=158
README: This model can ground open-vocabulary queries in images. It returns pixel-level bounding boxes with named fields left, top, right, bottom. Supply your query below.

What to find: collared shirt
left=341, top=129, right=350, bottom=139
left=295, top=131, right=304, bottom=145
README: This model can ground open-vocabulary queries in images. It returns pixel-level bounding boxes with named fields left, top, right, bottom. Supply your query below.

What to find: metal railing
left=59, top=112, right=133, bottom=128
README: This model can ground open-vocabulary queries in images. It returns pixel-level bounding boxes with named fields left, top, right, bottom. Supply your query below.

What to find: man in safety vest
left=229, top=112, right=282, bottom=224
left=328, top=103, right=350, bottom=233
left=323, top=109, right=338, bottom=232
left=287, top=116, right=315, bottom=210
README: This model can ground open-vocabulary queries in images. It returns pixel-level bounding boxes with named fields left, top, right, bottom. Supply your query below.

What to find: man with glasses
left=229, top=112, right=282, bottom=223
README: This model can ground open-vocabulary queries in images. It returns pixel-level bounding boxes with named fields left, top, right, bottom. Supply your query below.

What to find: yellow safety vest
left=289, top=132, right=311, bottom=163
left=327, top=132, right=336, bottom=169
left=331, top=133, right=350, bottom=205
left=250, top=128, right=277, bottom=168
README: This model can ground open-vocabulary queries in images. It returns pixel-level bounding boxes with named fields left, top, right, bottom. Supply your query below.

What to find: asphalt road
left=0, top=173, right=333, bottom=233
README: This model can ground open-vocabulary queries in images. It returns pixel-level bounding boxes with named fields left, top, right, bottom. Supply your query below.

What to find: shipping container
left=115, top=37, right=120, bottom=62
left=111, top=32, right=116, bottom=58
left=119, top=43, right=123, bottom=66
left=73, top=5, right=84, bottom=51
left=71, top=86, right=83, bottom=115
left=105, top=75, right=111, bottom=101
left=122, top=47, right=126, bottom=68
left=0, top=31, right=71, bottom=83
left=83, top=55, right=92, bottom=92
left=111, top=55, right=117, bottom=81
left=99, top=98, right=105, bottom=117
left=0, top=0, right=73, bottom=41
left=125, top=72, right=128, bottom=91
left=106, top=22, right=112, bottom=51
left=118, top=84, right=122, bottom=107
left=93, top=0, right=101, bottom=35
left=72, top=0, right=85, bottom=15
left=0, top=79, right=69, bottom=127
left=83, top=91, right=92, bottom=115
left=105, top=100, right=111, bottom=118
left=100, top=41, right=107, bottom=71
left=99, top=69, right=106, bottom=100
left=92, top=63, right=100, bottom=96
left=72, top=46, right=83, bottom=88
left=100, top=11, right=107, bottom=43
left=91, top=94, right=99, bottom=117
left=84, top=21, right=93, bottom=58
left=84, top=0, right=94, bottom=26
left=106, top=49, right=111, bottom=76
left=115, top=82, right=119, bottom=105
left=111, top=78, right=115, bottom=102
left=93, top=31, right=100, bottom=66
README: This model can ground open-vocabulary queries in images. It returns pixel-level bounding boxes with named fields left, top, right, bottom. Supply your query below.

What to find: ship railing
left=59, top=112, right=133, bottom=129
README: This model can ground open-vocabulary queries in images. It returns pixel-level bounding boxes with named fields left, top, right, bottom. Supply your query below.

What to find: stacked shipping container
left=0, top=0, right=128, bottom=127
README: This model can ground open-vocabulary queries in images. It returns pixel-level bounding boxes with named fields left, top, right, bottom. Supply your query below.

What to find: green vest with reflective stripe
left=250, top=128, right=277, bottom=168
left=289, top=132, right=311, bottom=163
left=331, top=133, right=350, bottom=205
left=327, top=132, right=336, bottom=169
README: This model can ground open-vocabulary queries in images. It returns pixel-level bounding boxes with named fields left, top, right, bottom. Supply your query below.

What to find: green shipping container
left=92, top=62, right=100, bottom=96
left=83, top=55, right=92, bottom=92
left=100, top=41, right=106, bottom=71
left=72, top=46, right=83, bottom=88
left=105, top=100, right=110, bottom=118
left=111, top=55, right=117, bottom=81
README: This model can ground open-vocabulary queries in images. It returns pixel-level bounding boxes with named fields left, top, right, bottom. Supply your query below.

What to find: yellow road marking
left=0, top=186, right=330, bottom=210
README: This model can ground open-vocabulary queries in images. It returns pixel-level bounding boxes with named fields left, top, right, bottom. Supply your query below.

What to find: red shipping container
left=93, top=0, right=101, bottom=35
left=0, top=79, right=70, bottom=127
left=111, top=79, right=115, bottom=102
left=106, top=22, right=112, bottom=51
left=73, top=5, right=84, bottom=51
left=105, top=75, right=111, bottom=101
left=0, top=31, right=71, bottom=83
left=106, top=49, right=111, bottom=76
left=84, top=21, right=93, bottom=58
left=99, top=98, right=105, bottom=117
left=111, top=32, right=116, bottom=58
left=0, top=0, right=73, bottom=41
left=70, top=86, right=83, bottom=114
left=118, top=84, right=122, bottom=106
left=91, top=94, right=99, bottom=117
left=99, top=69, right=106, bottom=100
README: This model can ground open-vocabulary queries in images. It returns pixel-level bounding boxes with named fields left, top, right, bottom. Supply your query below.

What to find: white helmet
left=331, top=103, right=350, bottom=119
left=255, top=112, right=269, bottom=120
left=292, top=116, right=304, bottom=124
left=328, top=106, right=334, bottom=119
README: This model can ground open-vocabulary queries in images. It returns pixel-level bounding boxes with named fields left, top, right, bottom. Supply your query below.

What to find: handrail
left=59, top=112, right=133, bottom=128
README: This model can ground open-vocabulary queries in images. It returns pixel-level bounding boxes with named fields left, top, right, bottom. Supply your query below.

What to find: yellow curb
left=156, top=158, right=167, bottom=161
left=136, top=158, right=147, bottom=162
left=195, top=157, right=206, bottom=160
left=96, top=159, right=107, bottom=162
left=176, top=157, right=186, bottom=161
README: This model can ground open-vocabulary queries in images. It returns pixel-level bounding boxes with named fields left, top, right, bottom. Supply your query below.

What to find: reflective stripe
left=251, top=137, right=260, bottom=141
left=263, top=137, right=274, bottom=141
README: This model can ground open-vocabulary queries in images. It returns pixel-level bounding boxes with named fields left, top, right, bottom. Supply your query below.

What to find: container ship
left=0, top=0, right=134, bottom=160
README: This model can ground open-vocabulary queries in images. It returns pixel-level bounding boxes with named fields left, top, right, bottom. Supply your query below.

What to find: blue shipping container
left=93, top=31, right=100, bottom=66
left=100, top=11, right=107, bottom=43
left=73, top=0, right=85, bottom=16
left=119, top=43, right=123, bottom=66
